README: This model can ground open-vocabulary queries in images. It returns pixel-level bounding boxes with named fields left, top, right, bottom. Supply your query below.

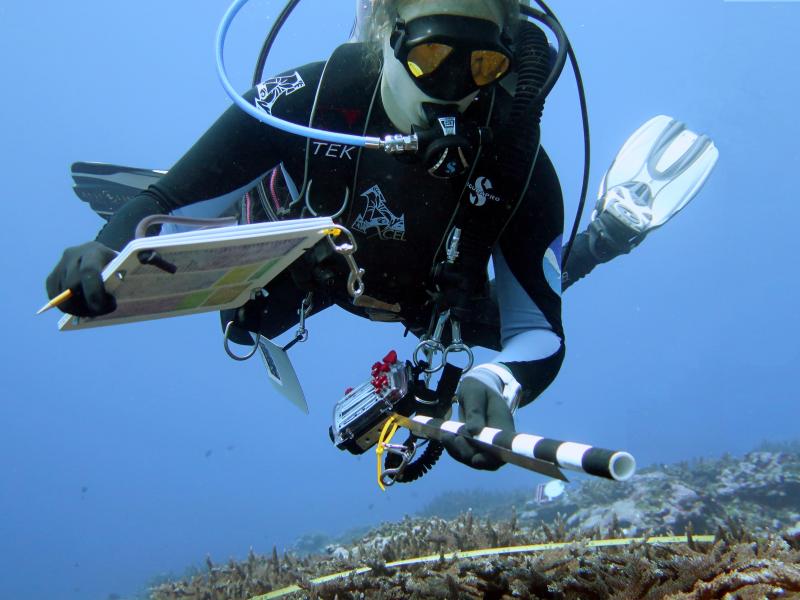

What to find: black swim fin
left=71, top=161, right=166, bottom=221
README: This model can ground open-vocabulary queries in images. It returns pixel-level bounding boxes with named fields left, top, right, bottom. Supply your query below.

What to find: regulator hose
left=252, top=0, right=300, bottom=86
left=494, top=19, right=551, bottom=190
left=525, top=0, right=592, bottom=268
left=454, top=19, right=552, bottom=289
left=251, top=0, right=302, bottom=221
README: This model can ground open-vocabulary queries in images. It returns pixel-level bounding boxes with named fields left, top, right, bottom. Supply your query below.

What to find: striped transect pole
left=391, top=414, right=636, bottom=481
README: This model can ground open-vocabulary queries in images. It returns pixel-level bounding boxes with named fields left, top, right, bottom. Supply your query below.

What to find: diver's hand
left=46, top=241, right=117, bottom=316
left=443, top=376, right=515, bottom=471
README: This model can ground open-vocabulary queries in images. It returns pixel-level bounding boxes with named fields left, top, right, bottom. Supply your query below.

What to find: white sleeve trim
left=462, top=363, right=523, bottom=413
left=495, top=329, right=562, bottom=364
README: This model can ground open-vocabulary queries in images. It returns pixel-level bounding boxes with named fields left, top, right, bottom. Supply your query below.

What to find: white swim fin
left=592, top=115, right=719, bottom=237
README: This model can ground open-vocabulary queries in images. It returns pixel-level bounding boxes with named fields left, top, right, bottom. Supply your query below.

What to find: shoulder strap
left=304, top=43, right=381, bottom=218
left=432, top=22, right=552, bottom=317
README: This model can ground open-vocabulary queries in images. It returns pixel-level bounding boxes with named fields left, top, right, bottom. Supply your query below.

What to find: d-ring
left=443, top=343, right=474, bottom=372
left=413, top=338, right=446, bottom=374
left=304, top=179, right=349, bottom=219
left=223, top=321, right=261, bottom=361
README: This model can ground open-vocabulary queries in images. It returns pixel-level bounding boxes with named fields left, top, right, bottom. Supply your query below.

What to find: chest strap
left=304, top=43, right=381, bottom=218
left=432, top=21, right=551, bottom=320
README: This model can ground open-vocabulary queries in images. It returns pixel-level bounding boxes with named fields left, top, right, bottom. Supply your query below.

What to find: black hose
left=496, top=19, right=550, bottom=182
left=517, top=7, right=568, bottom=108
left=252, top=0, right=302, bottom=87
left=251, top=0, right=301, bottom=222
left=523, top=0, right=591, bottom=269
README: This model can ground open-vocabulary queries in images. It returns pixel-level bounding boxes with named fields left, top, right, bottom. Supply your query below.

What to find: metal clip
left=444, top=318, right=474, bottom=371
left=379, top=441, right=417, bottom=487
left=413, top=310, right=450, bottom=374
left=413, top=339, right=447, bottom=375
left=446, top=227, right=461, bottom=263
left=412, top=310, right=474, bottom=374
left=327, top=226, right=365, bottom=299
left=282, top=293, right=313, bottom=352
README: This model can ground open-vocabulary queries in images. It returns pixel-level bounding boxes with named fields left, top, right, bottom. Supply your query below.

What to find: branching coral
left=149, top=516, right=800, bottom=600
left=149, top=448, right=800, bottom=599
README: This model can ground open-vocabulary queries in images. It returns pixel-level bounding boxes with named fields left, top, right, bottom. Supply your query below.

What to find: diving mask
left=390, top=15, right=513, bottom=101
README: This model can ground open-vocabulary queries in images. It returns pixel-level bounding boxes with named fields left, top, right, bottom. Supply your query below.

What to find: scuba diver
left=45, top=0, right=718, bottom=472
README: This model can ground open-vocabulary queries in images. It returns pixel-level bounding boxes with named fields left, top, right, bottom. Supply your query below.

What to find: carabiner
left=282, top=293, right=313, bottom=352
left=379, top=442, right=417, bottom=487
left=327, top=226, right=365, bottom=299
left=413, top=310, right=451, bottom=373
left=413, top=338, right=446, bottom=374
left=444, top=319, right=474, bottom=371
left=443, top=343, right=474, bottom=371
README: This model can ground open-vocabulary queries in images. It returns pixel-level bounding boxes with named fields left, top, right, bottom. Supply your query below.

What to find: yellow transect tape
left=375, top=417, right=400, bottom=491
left=322, top=227, right=342, bottom=237
left=250, top=534, right=716, bottom=599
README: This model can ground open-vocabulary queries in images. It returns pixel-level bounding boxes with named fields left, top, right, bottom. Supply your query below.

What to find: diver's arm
left=480, top=249, right=565, bottom=409
left=94, top=92, right=288, bottom=251
left=95, top=63, right=324, bottom=250
left=443, top=151, right=565, bottom=470
left=479, top=149, right=566, bottom=409
left=464, top=150, right=567, bottom=404
left=46, top=63, right=324, bottom=316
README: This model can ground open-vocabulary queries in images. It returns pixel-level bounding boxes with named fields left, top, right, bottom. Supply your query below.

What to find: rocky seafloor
left=149, top=443, right=800, bottom=599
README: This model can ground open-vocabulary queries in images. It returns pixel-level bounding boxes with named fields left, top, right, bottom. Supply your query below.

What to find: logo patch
left=468, top=176, right=502, bottom=206
left=438, top=116, right=457, bottom=136
left=255, top=72, right=305, bottom=115
left=311, top=141, right=356, bottom=160
left=352, top=185, right=406, bottom=241
left=543, top=235, right=563, bottom=296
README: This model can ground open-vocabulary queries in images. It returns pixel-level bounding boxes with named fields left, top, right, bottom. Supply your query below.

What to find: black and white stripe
left=398, top=415, right=636, bottom=482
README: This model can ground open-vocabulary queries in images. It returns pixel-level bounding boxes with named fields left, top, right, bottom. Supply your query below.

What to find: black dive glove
left=45, top=241, right=117, bottom=317
left=443, top=377, right=515, bottom=471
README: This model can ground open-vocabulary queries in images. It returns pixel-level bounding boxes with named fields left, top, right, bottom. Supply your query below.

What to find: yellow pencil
left=36, top=289, right=73, bottom=315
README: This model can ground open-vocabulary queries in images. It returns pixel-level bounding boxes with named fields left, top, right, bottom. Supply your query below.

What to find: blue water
left=1, top=1, right=798, bottom=598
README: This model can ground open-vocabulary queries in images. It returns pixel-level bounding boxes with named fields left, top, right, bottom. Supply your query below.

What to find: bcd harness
left=301, top=21, right=551, bottom=325
left=276, top=23, right=554, bottom=483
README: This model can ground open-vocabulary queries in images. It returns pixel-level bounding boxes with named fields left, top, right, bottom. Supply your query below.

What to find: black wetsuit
left=95, top=59, right=567, bottom=404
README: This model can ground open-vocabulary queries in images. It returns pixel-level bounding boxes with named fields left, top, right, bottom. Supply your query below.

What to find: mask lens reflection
left=471, top=50, right=510, bottom=86
left=407, top=43, right=453, bottom=78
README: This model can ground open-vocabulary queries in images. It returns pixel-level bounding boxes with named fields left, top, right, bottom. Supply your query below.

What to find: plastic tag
left=258, top=337, right=309, bottom=414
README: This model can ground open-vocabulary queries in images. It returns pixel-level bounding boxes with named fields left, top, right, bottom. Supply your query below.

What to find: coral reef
left=148, top=449, right=800, bottom=600
left=550, top=450, right=797, bottom=539
left=420, top=449, right=800, bottom=540
left=149, top=516, right=800, bottom=599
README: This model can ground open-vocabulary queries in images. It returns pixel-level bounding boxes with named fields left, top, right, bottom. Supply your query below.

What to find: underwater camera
left=329, top=352, right=416, bottom=455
